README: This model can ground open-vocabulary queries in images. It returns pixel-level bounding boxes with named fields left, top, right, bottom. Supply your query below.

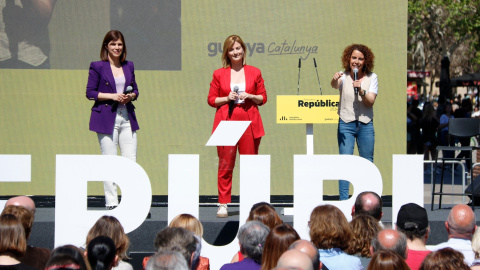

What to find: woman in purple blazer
left=86, top=30, right=140, bottom=209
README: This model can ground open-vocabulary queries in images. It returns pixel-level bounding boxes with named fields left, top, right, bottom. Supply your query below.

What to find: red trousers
left=216, top=106, right=261, bottom=203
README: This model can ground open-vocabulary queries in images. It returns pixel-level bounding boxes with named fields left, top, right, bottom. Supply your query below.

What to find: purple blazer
left=86, top=60, right=140, bottom=134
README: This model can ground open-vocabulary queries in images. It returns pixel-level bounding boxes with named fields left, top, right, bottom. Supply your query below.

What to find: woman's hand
left=238, top=92, right=250, bottom=100
left=111, top=93, right=126, bottom=102
left=228, top=91, right=239, bottom=101
left=332, top=72, right=343, bottom=81
left=331, top=72, right=343, bottom=89
left=120, top=94, right=134, bottom=104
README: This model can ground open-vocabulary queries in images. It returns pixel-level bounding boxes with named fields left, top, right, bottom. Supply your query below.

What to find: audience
left=146, top=251, right=189, bottom=270
left=260, top=223, right=300, bottom=270
left=367, top=250, right=410, bottom=270
left=395, top=203, right=430, bottom=270
left=309, top=204, right=363, bottom=270
left=288, top=240, right=323, bottom=270
left=45, top=245, right=89, bottom=270
left=154, top=227, right=199, bottom=270
left=275, top=249, right=313, bottom=270
left=352, top=192, right=383, bottom=225
left=220, top=221, right=269, bottom=270
left=371, top=229, right=408, bottom=259
left=0, top=214, right=36, bottom=270
left=86, top=216, right=132, bottom=270
left=87, top=236, right=117, bottom=270
left=346, top=214, right=382, bottom=268
left=429, top=204, right=476, bottom=265
left=471, top=228, right=480, bottom=269
left=420, top=247, right=470, bottom=270
left=3, top=196, right=51, bottom=270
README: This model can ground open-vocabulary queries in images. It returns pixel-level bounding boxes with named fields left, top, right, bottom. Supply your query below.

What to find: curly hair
left=247, top=204, right=283, bottom=230
left=346, top=214, right=382, bottom=257
left=420, top=248, right=470, bottom=270
left=309, top=204, right=353, bottom=251
left=86, top=216, right=130, bottom=260
left=261, top=223, right=300, bottom=270
left=341, top=44, right=375, bottom=73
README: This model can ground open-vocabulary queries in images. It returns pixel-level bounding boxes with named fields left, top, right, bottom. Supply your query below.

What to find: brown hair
left=169, top=214, right=204, bottom=237
left=1, top=205, right=34, bottom=240
left=100, top=30, right=127, bottom=62
left=260, top=223, right=300, bottom=270
left=346, top=214, right=382, bottom=257
left=309, top=204, right=353, bottom=250
left=341, top=44, right=375, bottom=73
left=420, top=248, right=470, bottom=270
left=221, top=35, right=246, bottom=68
left=85, top=216, right=130, bottom=260
left=0, top=214, right=27, bottom=259
left=367, top=250, right=410, bottom=270
left=247, top=204, right=283, bottom=230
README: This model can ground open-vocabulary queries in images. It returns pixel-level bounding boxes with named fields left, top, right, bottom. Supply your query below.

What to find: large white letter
left=294, top=155, right=383, bottom=239
left=0, top=155, right=31, bottom=210
left=55, top=155, right=152, bottom=247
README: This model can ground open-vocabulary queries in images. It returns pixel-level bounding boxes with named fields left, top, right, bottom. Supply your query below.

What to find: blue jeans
left=337, top=119, right=375, bottom=200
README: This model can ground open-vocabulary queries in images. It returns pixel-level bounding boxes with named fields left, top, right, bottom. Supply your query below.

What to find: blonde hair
left=169, top=214, right=204, bottom=237
left=221, top=35, right=247, bottom=68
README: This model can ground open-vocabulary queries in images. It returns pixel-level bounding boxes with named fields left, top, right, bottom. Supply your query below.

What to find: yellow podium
left=276, top=95, right=340, bottom=154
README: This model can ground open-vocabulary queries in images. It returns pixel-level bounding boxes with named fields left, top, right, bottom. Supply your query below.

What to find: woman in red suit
left=207, top=35, right=267, bottom=218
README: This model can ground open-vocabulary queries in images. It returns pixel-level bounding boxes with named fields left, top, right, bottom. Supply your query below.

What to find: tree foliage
left=408, top=0, right=480, bottom=99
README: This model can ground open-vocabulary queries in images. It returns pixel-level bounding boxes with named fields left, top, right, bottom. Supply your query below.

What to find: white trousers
left=97, top=108, right=137, bottom=207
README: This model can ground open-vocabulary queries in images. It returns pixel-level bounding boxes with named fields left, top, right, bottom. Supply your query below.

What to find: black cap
left=396, top=203, right=428, bottom=231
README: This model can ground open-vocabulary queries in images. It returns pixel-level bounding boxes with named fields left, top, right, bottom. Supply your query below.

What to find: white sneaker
left=217, top=204, right=228, bottom=218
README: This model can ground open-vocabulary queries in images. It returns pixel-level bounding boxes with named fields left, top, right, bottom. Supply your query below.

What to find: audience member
left=395, top=203, right=430, bottom=270
left=309, top=204, right=363, bottom=270
left=471, top=228, right=480, bottom=269
left=86, top=216, right=132, bottom=270
left=367, top=250, right=410, bottom=270
left=220, top=221, right=269, bottom=270
left=87, top=236, right=117, bottom=270
left=0, top=214, right=36, bottom=270
left=3, top=196, right=51, bottom=270
left=154, top=227, right=199, bottom=270
left=420, top=247, right=470, bottom=270
left=352, top=192, right=383, bottom=226
left=45, top=245, right=89, bottom=270
left=261, top=223, right=300, bottom=270
left=346, top=214, right=382, bottom=268
left=288, top=240, right=323, bottom=270
left=429, top=204, right=476, bottom=265
left=146, top=251, right=188, bottom=270
left=275, top=249, right=313, bottom=270
left=370, top=229, right=408, bottom=259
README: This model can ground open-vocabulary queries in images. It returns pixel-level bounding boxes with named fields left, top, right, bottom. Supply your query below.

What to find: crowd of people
left=1, top=193, right=480, bottom=270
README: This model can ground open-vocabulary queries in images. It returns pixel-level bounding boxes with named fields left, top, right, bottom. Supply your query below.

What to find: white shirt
left=429, top=238, right=475, bottom=265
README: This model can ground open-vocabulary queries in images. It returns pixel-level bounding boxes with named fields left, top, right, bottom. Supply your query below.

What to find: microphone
left=228, top=86, right=239, bottom=117
left=353, top=67, right=359, bottom=95
left=112, top=86, right=134, bottom=110
left=297, top=58, right=301, bottom=95
left=313, top=58, right=323, bottom=95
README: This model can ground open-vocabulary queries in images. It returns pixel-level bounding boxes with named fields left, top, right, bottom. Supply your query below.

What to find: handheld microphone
left=353, top=67, right=359, bottom=95
left=113, top=86, right=134, bottom=110
left=228, top=86, right=239, bottom=117
left=297, top=58, right=301, bottom=95
left=313, top=58, right=323, bottom=95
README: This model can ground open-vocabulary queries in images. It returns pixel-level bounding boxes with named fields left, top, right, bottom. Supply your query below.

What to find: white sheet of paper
left=206, top=121, right=251, bottom=146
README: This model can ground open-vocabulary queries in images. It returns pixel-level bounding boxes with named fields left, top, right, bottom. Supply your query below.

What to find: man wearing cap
left=430, top=204, right=477, bottom=265
left=396, top=203, right=431, bottom=270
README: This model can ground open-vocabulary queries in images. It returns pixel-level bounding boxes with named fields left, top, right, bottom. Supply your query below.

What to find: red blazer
left=207, top=65, right=267, bottom=139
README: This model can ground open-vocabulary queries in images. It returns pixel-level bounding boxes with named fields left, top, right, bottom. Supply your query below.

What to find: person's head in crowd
left=169, top=214, right=204, bottom=237
left=352, top=191, right=383, bottom=220
left=5, top=196, right=36, bottom=214
left=45, top=245, right=89, bottom=270
left=446, top=204, right=476, bottom=240
left=247, top=202, right=283, bottom=230
left=86, top=216, right=130, bottom=262
left=288, top=239, right=321, bottom=270
left=0, top=214, right=26, bottom=261
left=371, top=229, right=408, bottom=259
left=146, top=251, right=188, bottom=270
left=261, top=223, right=300, bottom=270
left=87, top=236, right=117, bottom=270
left=346, top=214, right=382, bottom=257
left=236, top=221, right=270, bottom=265
left=420, top=247, right=470, bottom=270
left=309, top=204, right=353, bottom=251
left=472, top=228, right=480, bottom=260
left=367, top=249, right=410, bottom=270
left=154, top=227, right=199, bottom=270
left=396, top=203, right=429, bottom=243
left=1, top=205, right=34, bottom=240
left=276, top=249, right=313, bottom=270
